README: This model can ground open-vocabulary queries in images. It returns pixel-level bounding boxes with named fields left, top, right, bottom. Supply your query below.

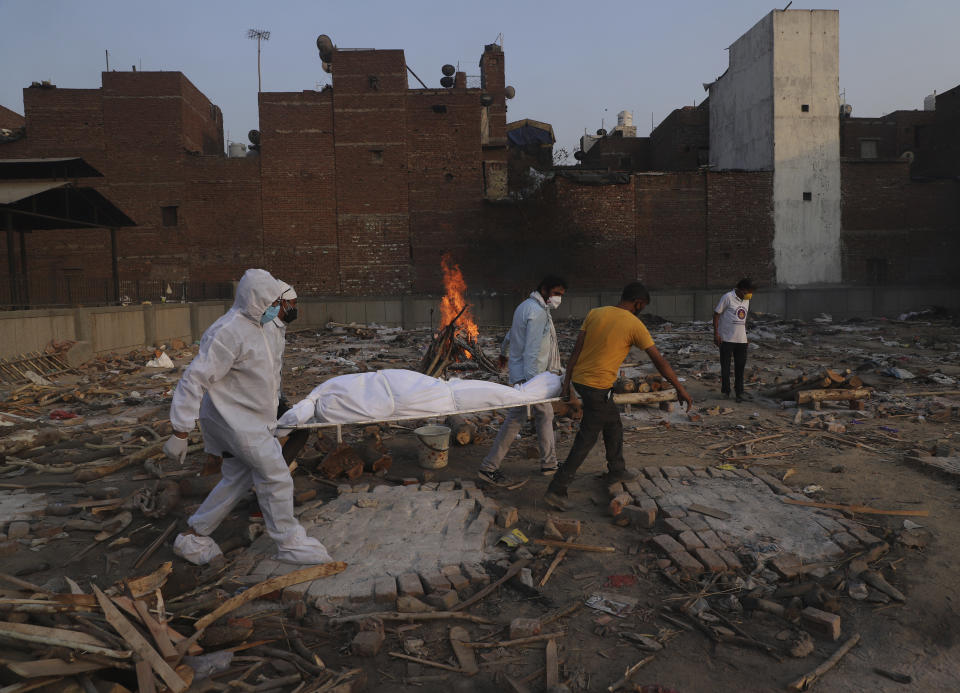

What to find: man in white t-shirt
left=713, top=278, right=754, bottom=402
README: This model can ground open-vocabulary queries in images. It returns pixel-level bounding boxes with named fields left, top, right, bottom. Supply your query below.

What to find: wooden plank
left=194, top=562, right=347, bottom=631
left=92, top=584, right=188, bottom=693
left=449, top=626, right=478, bottom=676
left=545, top=637, right=559, bottom=689
left=531, top=538, right=615, bottom=553
left=134, top=599, right=177, bottom=661
left=136, top=660, right=158, bottom=693
left=612, top=390, right=676, bottom=405
left=0, top=619, right=130, bottom=659
left=781, top=498, right=929, bottom=517
left=796, top=388, right=871, bottom=404
left=5, top=658, right=104, bottom=678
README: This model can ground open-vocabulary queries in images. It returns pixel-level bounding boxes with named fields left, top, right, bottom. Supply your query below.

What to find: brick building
left=1, top=22, right=957, bottom=304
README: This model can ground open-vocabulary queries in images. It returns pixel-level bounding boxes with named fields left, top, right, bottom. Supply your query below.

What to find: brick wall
left=650, top=105, right=710, bottom=171
left=841, top=160, right=959, bottom=284
left=0, top=104, right=25, bottom=129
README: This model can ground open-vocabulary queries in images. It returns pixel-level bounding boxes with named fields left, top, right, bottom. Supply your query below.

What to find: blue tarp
left=507, top=124, right=554, bottom=148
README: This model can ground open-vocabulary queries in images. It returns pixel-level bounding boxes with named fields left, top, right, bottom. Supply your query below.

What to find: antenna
left=247, top=28, right=271, bottom=92
left=105, top=50, right=110, bottom=71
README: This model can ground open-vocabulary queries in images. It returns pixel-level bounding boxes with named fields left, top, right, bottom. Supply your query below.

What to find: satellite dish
left=441, top=64, right=456, bottom=77
left=316, top=34, right=334, bottom=62
left=248, top=129, right=261, bottom=145
left=504, top=86, right=515, bottom=99
left=901, top=150, right=915, bottom=161
left=440, top=76, right=454, bottom=88
left=480, top=93, right=493, bottom=106
left=573, top=150, right=584, bottom=160
left=596, top=128, right=607, bottom=136
left=321, top=61, right=332, bottom=74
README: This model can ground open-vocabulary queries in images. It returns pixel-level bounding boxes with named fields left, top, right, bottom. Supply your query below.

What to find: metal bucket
left=414, top=424, right=451, bottom=469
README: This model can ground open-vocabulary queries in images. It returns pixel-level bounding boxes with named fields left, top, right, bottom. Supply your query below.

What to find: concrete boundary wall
left=2, top=286, right=957, bottom=360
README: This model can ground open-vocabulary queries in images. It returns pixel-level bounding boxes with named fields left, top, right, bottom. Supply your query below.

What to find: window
left=370, top=149, right=383, bottom=164
left=801, top=104, right=809, bottom=112
left=802, top=192, right=812, bottom=201
left=161, top=205, right=178, bottom=226
left=860, top=139, right=879, bottom=159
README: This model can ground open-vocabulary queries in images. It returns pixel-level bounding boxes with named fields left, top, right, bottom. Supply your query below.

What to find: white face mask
left=547, top=295, right=562, bottom=309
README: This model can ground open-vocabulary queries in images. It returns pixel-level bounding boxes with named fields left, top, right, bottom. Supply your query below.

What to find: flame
left=439, top=253, right=479, bottom=341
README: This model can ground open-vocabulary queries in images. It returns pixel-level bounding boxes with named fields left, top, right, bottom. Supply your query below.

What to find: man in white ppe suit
left=162, top=269, right=332, bottom=565
left=478, top=275, right=567, bottom=486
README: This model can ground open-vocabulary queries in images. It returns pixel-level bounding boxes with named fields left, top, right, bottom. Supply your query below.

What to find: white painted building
left=708, top=9, right=841, bottom=285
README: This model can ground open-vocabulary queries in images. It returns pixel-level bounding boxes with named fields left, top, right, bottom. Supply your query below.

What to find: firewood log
left=446, top=415, right=478, bottom=446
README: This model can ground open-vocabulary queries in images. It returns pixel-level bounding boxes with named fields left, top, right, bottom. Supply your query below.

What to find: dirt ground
left=1, top=311, right=959, bottom=692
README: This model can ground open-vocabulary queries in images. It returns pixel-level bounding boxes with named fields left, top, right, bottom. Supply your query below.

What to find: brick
left=697, top=530, right=725, bottom=551
left=458, top=480, right=477, bottom=491
left=349, top=582, right=374, bottom=603
left=418, top=572, right=451, bottom=593
left=800, top=607, right=841, bottom=641
left=677, top=531, right=705, bottom=551
left=374, top=577, right=398, bottom=604
left=461, top=563, right=490, bottom=585
left=770, top=553, right=803, bottom=579
left=651, top=534, right=685, bottom=555
left=352, top=630, right=385, bottom=657
left=663, top=518, right=692, bottom=534
left=643, top=466, right=664, bottom=481
left=658, top=505, right=687, bottom=519
left=423, top=589, right=459, bottom=610
left=694, top=547, right=727, bottom=573
left=683, top=513, right=710, bottom=532
left=669, top=550, right=705, bottom=575
left=674, top=466, right=693, bottom=478
left=622, top=500, right=657, bottom=529
left=830, top=531, right=862, bottom=552
left=609, top=492, right=633, bottom=517
left=437, top=481, right=456, bottom=492
left=622, top=481, right=644, bottom=499
left=607, top=481, right=625, bottom=497
left=6, top=522, right=30, bottom=539
left=636, top=478, right=662, bottom=499
left=716, top=550, right=743, bottom=571
left=691, top=467, right=710, bottom=478
left=397, top=574, right=425, bottom=597
left=397, top=595, right=433, bottom=613
left=661, top=466, right=682, bottom=479
left=441, top=566, right=470, bottom=591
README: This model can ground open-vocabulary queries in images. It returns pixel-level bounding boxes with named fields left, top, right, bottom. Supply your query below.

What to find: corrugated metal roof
left=0, top=180, right=70, bottom=204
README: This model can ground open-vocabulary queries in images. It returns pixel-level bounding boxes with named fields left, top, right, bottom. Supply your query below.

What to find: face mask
left=260, top=305, right=281, bottom=325
left=743, top=292, right=753, bottom=300
left=282, top=307, right=298, bottom=324
left=547, top=295, right=562, bottom=309
left=633, top=302, right=644, bottom=316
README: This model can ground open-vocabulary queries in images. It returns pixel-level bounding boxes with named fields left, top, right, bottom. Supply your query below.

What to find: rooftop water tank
left=228, top=142, right=247, bottom=158
left=923, top=93, right=936, bottom=111
left=617, top=110, right=632, bottom=127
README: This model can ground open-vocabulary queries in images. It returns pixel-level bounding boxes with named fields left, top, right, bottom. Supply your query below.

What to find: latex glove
left=163, top=434, right=188, bottom=464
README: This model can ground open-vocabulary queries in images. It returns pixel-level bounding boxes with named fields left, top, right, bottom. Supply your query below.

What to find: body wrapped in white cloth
left=277, top=369, right=562, bottom=428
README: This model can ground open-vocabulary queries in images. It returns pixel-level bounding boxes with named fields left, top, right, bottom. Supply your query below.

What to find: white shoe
left=173, top=533, right=223, bottom=565
left=275, top=536, right=333, bottom=564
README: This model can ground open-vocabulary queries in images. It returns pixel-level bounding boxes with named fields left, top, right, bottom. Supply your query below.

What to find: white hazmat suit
left=168, top=269, right=331, bottom=565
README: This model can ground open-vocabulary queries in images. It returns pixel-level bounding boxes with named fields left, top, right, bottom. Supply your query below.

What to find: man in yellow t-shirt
left=544, top=282, right=694, bottom=511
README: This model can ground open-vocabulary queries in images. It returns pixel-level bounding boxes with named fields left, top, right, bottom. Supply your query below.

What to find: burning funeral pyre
left=420, top=253, right=499, bottom=377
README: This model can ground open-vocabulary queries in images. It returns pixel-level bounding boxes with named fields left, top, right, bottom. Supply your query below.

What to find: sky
left=1, top=0, right=957, bottom=156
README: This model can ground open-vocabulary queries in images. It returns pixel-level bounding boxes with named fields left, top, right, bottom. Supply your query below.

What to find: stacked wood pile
left=419, top=307, right=498, bottom=378
left=611, top=375, right=677, bottom=406
left=765, top=369, right=871, bottom=409
left=0, top=561, right=362, bottom=692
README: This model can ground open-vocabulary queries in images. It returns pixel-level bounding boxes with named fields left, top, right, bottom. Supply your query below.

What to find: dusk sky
left=2, top=1, right=956, bottom=155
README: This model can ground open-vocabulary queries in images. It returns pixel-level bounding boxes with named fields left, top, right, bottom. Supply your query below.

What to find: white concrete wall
left=771, top=10, right=842, bottom=284
left=709, top=12, right=775, bottom=171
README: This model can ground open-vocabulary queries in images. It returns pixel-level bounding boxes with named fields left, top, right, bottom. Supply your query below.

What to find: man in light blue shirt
left=479, top=276, right=567, bottom=486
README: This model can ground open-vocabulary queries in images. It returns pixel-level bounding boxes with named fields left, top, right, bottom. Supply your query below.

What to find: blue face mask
left=260, top=305, right=281, bottom=325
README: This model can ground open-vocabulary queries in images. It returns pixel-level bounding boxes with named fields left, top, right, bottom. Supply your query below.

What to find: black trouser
left=719, top=341, right=748, bottom=396
left=548, top=382, right=624, bottom=494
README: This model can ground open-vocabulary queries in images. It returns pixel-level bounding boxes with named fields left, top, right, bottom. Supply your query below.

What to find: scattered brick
left=716, top=550, right=743, bottom=571
left=6, top=522, right=30, bottom=540
left=397, top=595, right=433, bottom=613
left=682, top=513, right=710, bottom=532
left=663, top=518, right=692, bottom=534
left=830, top=531, right=862, bottom=552
left=419, top=572, right=451, bottom=593
left=678, top=531, right=705, bottom=551
left=694, top=547, right=727, bottom=573
left=697, top=530, right=725, bottom=551
left=461, top=563, right=490, bottom=585
left=801, top=607, right=841, bottom=640
left=622, top=499, right=658, bottom=529
left=352, top=630, right=385, bottom=657
left=441, top=565, right=470, bottom=591
left=373, top=577, right=398, bottom=604
left=669, top=550, right=705, bottom=575
left=609, top=492, right=633, bottom=516
left=637, top=478, right=663, bottom=499
left=771, top=553, right=804, bottom=579
left=607, top=481, right=625, bottom=497
left=437, top=481, right=457, bottom=492
left=658, top=505, right=687, bottom=519
left=424, top=589, right=459, bottom=610
left=661, top=466, right=682, bottom=479
left=643, top=466, right=664, bottom=481
left=397, top=573, right=425, bottom=597
left=651, top=534, right=685, bottom=555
